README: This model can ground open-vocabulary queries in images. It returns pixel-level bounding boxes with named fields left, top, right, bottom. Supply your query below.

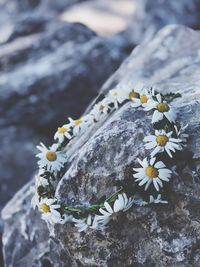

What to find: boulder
left=0, top=17, right=128, bottom=266
left=0, top=18, right=127, bottom=203
left=2, top=25, right=200, bottom=267
left=59, top=0, right=200, bottom=45
left=0, top=0, right=86, bottom=25
left=0, top=20, right=127, bottom=128
left=126, top=0, right=200, bottom=45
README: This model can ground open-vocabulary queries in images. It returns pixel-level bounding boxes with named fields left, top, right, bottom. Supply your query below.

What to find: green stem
left=64, top=187, right=124, bottom=215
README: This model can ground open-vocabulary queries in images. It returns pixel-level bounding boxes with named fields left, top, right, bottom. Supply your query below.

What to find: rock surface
left=126, top=0, right=200, bottom=45
left=2, top=25, right=200, bottom=267
left=0, top=18, right=127, bottom=211
left=0, top=15, right=128, bottom=266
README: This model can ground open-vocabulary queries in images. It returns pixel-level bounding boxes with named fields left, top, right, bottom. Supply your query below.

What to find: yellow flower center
left=99, top=105, right=105, bottom=112
left=74, top=119, right=82, bottom=125
left=156, top=135, right=169, bottom=146
left=111, top=211, right=123, bottom=218
left=140, top=95, right=148, bottom=104
left=40, top=203, right=50, bottom=213
left=129, top=91, right=140, bottom=99
left=112, top=91, right=118, bottom=96
left=157, top=103, right=169, bottom=113
left=46, top=151, right=57, bottom=161
left=146, top=166, right=159, bottom=179
left=58, top=127, right=68, bottom=134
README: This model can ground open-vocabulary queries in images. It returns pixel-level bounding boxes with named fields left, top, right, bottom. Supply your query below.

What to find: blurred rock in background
left=0, top=0, right=86, bottom=24
left=125, top=0, right=200, bottom=44
left=61, top=0, right=200, bottom=44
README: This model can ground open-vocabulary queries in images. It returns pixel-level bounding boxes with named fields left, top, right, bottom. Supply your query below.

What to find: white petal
left=144, top=135, right=156, bottom=142
left=169, top=138, right=182, bottom=143
left=156, top=94, right=162, bottom=102
left=153, top=179, right=160, bottom=191
left=165, top=146, right=173, bottom=158
left=144, top=179, right=152, bottom=190
left=138, top=158, right=146, bottom=167
left=51, top=209, right=61, bottom=217
left=145, top=142, right=157, bottom=149
left=104, top=202, right=113, bottom=214
left=122, top=193, right=128, bottom=206
left=151, top=146, right=162, bottom=157
left=133, top=167, right=144, bottom=172
left=155, top=178, right=163, bottom=188
left=158, top=175, right=169, bottom=182
left=79, top=224, right=88, bottom=232
left=152, top=110, right=163, bottom=123
left=133, top=171, right=146, bottom=179
left=131, top=99, right=141, bottom=107
left=138, top=176, right=149, bottom=186
left=99, top=208, right=111, bottom=217
left=141, top=158, right=148, bottom=167
left=154, top=161, right=166, bottom=168
left=150, top=157, right=156, bottom=166
left=114, top=195, right=124, bottom=212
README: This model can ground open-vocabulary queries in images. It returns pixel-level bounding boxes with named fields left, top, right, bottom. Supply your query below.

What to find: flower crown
left=32, top=84, right=188, bottom=232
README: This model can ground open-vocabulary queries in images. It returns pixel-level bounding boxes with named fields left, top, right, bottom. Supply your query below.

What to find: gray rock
left=0, top=0, right=86, bottom=25
left=0, top=18, right=127, bottom=205
left=126, top=0, right=200, bottom=45
left=0, top=21, right=126, bottom=128
left=51, top=0, right=200, bottom=46
left=2, top=181, right=73, bottom=267
left=2, top=25, right=200, bottom=267
left=0, top=18, right=128, bottom=266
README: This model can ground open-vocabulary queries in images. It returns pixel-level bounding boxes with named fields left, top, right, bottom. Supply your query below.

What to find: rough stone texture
left=0, top=18, right=127, bottom=209
left=125, top=0, right=200, bottom=45
left=0, top=20, right=126, bottom=128
left=0, top=16, right=128, bottom=266
left=2, top=25, right=200, bottom=267
left=2, top=181, right=74, bottom=267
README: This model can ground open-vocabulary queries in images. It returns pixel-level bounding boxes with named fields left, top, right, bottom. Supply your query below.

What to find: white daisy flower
left=174, top=124, right=188, bottom=142
left=144, top=129, right=183, bottom=158
left=73, top=214, right=105, bottom=232
left=107, top=88, right=128, bottom=109
left=133, top=157, right=172, bottom=191
left=36, top=143, right=66, bottom=173
left=149, top=194, right=168, bottom=204
left=131, top=87, right=154, bottom=108
left=144, top=94, right=176, bottom=123
left=132, top=194, right=148, bottom=206
left=39, top=198, right=64, bottom=224
left=54, top=123, right=73, bottom=143
left=34, top=170, right=49, bottom=188
left=32, top=170, right=49, bottom=209
left=96, top=193, right=133, bottom=224
left=89, top=98, right=111, bottom=121
left=68, top=115, right=94, bottom=136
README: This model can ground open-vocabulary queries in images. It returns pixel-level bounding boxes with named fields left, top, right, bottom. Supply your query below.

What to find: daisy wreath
left=32, top=84, right=188, bottom=232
